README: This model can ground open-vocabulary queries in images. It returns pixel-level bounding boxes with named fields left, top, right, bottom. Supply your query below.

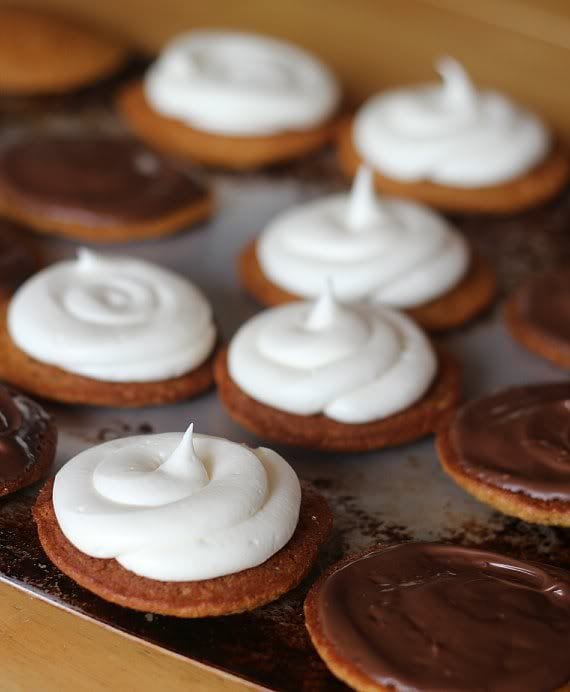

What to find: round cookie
left=304, top=543, right=570, bottom=692
left=34, top=429, right=333, bottom=616
left=504, top=269, right=570, bottom=369
left=215, top=345, right=460, bottom=452
left=0, top=307, right=216, bottom=407
left=0, top=134, right=212, bottom=243
left=437, top=383, right=570, bottom=526
left=0, top=218, right=38, bottom=299
left=337, top=116, right=569, bottom=215
left=1, top=251, right=218, bottom=407
left=239, top=238, right=496, bottom=332
left=0, top=7, right=127, bottom=95
left=117, top=80, right=342, bottom=170
left=0, top=384, right=56, bottom=498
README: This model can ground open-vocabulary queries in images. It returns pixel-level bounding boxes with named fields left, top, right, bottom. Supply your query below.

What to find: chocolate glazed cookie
left=505, top=269, right=570, bottom=369
left=305, top=543, right=570, bottom=692
left=0, top=384, right=57, bottom=497
left=437, top=383, right=570, bottom=526
left=0, top=134, right=212, bottom=242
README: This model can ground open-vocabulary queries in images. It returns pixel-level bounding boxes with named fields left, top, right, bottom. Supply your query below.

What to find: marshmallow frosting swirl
left=7, top=250, right=216, bottom=382
left=144, top=30, right=340, bottom=136
left=258, top=166, right=469, bottom=307
left=353, top=57, right=550, bottom=187
left=53, top=426, right=302, bottom=581
left=228, top=289, right=437, bottom=423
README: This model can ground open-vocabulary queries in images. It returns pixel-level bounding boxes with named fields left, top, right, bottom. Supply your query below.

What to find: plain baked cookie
left=304, top=543, right=570, bottom=692
left=215, top=345, right=460, bottom=452
left=437, top=383, right=570, bottom=526
left=0, top=7, right=127, bottom=95
left=504, top=269, right=570, bottom=369
left=34, top=479, right=332, bottom=617
left=0, top=384, right=56, bottom=498
left=239, top=238, right=496, bottom=332
left=337, top=116, right=570, bottom=215
left=0, top=134, right=212, bottom=243
left=117, top=80, right=342, bottom=170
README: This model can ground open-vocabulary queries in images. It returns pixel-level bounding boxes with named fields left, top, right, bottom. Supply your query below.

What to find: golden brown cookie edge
left=214, top=346, right=461, bottom=452
left=238, top=239, right=497, bottom=332
left=336, top=116, right=570, bottom=214
left=34, top=479, right=333, bottom=617
left=116, top=80, right=343, bottom=170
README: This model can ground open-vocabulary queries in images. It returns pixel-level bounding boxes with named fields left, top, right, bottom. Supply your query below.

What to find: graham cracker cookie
left=34, top=480, right=332, bottom=617
left=214, top=345, right=460, bottom=452
left=337, top=116, right=569, bottom=214
left=117, top=80, right=342, bottom=170
left=239, top=239, right=496, bottom=332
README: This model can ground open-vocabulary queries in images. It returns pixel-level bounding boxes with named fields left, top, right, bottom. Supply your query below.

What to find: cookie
left=437, top=383, right=570, bottom=526
left=0, top=218, right=38, bottom=299
left=0, top=383, right=56, bottom=498
left=0, top=134, right=212, bottom=242
left=34, top=428, right=333, bottom=617
left=116, top=30, right=341, bottom=169
left=215, top=292, right=460, bottom=451
left=0, top=7, right=127, bottom=95
left=1, top=251, right=218, bottom=407
left=337, top=58, right=569, bottom=214
left=239, top=237, right=496, bottom=333
left=304, top=543, right=570, bottom=692
left=504, top=269, right=570, bottom=369
left=117, top=80, right=341, bottom=170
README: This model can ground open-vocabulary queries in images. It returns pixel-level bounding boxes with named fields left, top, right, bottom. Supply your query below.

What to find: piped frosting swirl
left=257, top=165, right=469, bottom=307
left=53, top=425, right=302, bottom=581
left=8, top=250, right=216, bottom=382
left=353, top=57, right=550, bottom=187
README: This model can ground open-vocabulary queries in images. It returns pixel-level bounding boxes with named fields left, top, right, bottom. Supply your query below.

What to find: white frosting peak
left=144, top=31, right=340, bottom=136
left=257, top=180, right=469, bottom=308
left=345, top=165, right=391, bottom=232
left=437, top=56, right=477, bottom=111
left=228, top=300, right=436, bottom=424
left=53, top=429, right=302, bottom=581
left=8, top=251, right=216, bottom=382
left=304, top=282, right=338, bottom=330
left=159, top=424, right=209, bottom=487
left=353, top=57, right=549, bottom=187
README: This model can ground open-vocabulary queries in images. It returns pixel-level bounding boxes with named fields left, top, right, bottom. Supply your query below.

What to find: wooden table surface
left=3, top=0, right=570, bottom=689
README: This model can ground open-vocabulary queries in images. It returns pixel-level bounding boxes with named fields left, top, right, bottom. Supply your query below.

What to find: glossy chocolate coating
left=451, top=383, right=570, bottom=501
left=318, top=543, right=570, bottom=692
left=0, top=384, right=52, bottom=485
left=0, top=218, right=36, bottom=293
left=0, top=135, right=206, bottom=226
left=516, top=269, right=570, bottom=344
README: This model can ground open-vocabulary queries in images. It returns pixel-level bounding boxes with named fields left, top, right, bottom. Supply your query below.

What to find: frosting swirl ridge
left=144, top=30, right=340, bottom=136
left=8, top=249, right=216, bottom=382
left=353, top=58, right=549, bottom=187
left=53, top=426, right=302, bottom=581
left=228, top=289, right=436, bottom=423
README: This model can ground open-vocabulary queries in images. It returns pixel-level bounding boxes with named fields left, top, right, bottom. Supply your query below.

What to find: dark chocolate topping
left=0, top=135, right=207, bottom=227
left=0, top=218, right=36, bottom=293
left=516, top=269, right=570, bottom=345
left=451, top=383, right=570, bottom=501
left=0, top=384, right=52, bottom=483
left=318, top=542, right=570, bottom=692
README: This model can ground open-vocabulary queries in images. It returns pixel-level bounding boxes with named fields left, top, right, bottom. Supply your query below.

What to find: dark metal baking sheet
left=0, top=103, right=569, bottom=691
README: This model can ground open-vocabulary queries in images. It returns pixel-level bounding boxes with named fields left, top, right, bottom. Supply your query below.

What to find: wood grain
left=0, top=581, right=255, bottom=691
left=12, top=0, right=570, bottom=140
